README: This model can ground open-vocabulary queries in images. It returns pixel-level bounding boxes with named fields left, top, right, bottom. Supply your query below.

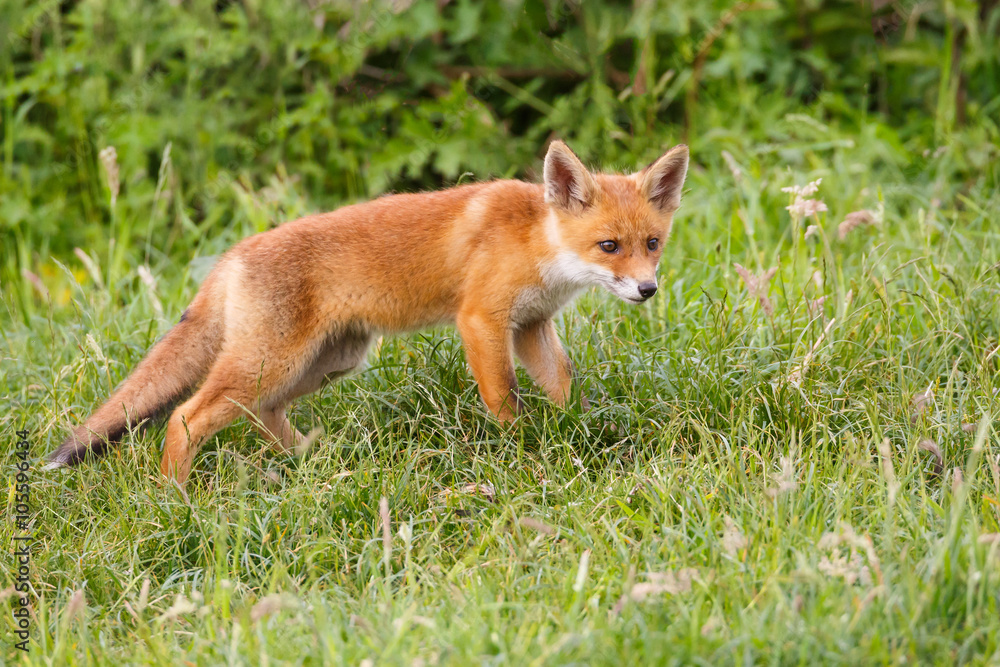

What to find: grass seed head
left=21, top=269, right=49, bottom=300
left=877, top=438, right=899, bottom=505
left=818, top=553, right=872, bottom=586
left=721, top=150, right=743, bottom=183
left=734, top=263, right=778, bottom=317
left=766, top=456, right=798, bottom=498
left=910, top=387, right=934, bottom=423
left=137, top=265, right=164, bottom=319
left=806, top=295, right=827, bottom=320
left=64, top=589, right=86, bottom=623
left=629, top=569, right=697, bottom=601
left=156, top=594, right=198, bottom=623
left=951, top=468, right=964, bottom=496
left=722, top=516, right=748, bottom=557
left=838, top=209, right=879, bottom=240
left=917, top=438, right=944, bottom=474
left=250, top=594, right=300, bottom=623
left=98, top=146, right=120, bottom=207
left=137, top=578, right=150, bottom=612
left=519, top=517, right=556, bottom=536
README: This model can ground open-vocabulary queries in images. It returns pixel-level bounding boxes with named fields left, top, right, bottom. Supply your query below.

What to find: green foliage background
left=3, top=0, right=998, bottom=310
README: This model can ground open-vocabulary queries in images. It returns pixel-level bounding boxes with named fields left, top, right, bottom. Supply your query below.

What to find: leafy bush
left=3, top=1, right=997, bottom=282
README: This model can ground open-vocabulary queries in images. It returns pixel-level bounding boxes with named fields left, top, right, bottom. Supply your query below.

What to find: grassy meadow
left=3, top=0, right=1000, bottom=664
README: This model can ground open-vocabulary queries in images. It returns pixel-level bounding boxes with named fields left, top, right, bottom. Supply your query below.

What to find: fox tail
left=47, top=294, right=222, bottom=468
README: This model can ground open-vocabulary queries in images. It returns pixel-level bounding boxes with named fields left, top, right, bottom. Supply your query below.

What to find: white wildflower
left=781, top=178, right=822, bottom=197
left=787, top=197, right=828, bottom=218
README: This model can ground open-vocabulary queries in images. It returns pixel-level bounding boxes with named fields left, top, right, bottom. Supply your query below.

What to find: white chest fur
left=510, top=249, right=610, bottom=327
left=510, top=280, right=584, bottom=328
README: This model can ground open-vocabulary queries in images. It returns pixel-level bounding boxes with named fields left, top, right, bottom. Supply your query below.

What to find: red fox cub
left=50, top=141, right=689, bottom=484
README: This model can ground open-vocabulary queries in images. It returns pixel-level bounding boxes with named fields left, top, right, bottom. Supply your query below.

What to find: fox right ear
left=544, top=141, right=596, bottom=212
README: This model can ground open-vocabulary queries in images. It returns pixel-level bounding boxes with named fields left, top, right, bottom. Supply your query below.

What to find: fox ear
left=639, top=144, right=689, bottom=213
left=544, top=141, right=596, bottom=212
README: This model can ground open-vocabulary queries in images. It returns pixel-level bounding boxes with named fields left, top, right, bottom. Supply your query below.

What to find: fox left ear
left=639, top=144, right=689, bottom=213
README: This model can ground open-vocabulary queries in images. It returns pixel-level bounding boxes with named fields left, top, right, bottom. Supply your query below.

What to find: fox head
left=542, top=140, right=689, bottom=304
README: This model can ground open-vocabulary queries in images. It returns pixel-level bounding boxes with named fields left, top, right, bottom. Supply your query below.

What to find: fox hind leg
left=160, top=347, right=310, bottom=484
left=253, top=404, right=304, bottom=454
left=160, top=328, right=374, bottom=484
left=160, top=362, right=255, bottom=484
left=246, top=329, right=374, bottom=459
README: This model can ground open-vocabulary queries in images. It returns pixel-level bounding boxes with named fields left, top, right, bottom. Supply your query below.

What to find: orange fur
left=50, top=141, right=689, bottom=484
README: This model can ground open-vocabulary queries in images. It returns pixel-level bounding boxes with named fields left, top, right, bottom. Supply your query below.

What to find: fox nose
left=638, top=282, right=658, bottom=300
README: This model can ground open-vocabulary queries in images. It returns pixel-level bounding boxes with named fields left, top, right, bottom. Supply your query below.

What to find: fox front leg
left=456, top=307, right=523, bottom=421
left=513, top=319, right=575, bottom=406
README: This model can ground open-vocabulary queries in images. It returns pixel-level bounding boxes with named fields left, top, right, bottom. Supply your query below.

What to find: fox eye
left=647, top=238, right=659, bottom=251
left=598, top=240, right=618, bottom=253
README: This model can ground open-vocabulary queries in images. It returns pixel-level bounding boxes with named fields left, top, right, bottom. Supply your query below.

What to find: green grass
left=4, top=1, right=1000, bottom=663
left=3, top=117, right=1000, bottom=664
